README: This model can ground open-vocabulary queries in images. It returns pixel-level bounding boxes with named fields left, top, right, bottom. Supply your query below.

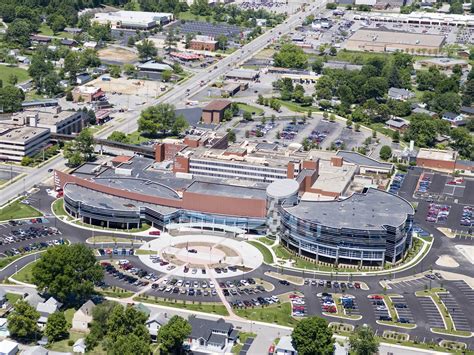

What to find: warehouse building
left=93, top=10, right=173, bottom=29
left=345, top=28, right=445, bottom=54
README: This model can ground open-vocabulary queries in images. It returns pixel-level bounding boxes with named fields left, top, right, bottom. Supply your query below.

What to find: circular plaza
left=137, top=233, right=263, bottom=279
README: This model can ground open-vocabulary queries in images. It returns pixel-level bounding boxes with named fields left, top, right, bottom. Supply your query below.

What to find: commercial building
left=280, top=188, right=414, bottom=265
left=416, top=57, right=469, bottom=71
left=11, top=107, right=85, bottom=134
left=93, top=10, right=173, bottom=29
left=345, top=28, right=444, bottom=54
left=189, top=35, right=218, bottom=51
left=356, top=11, right=474, bottom=27
left=72, top=86, right=105, bottom=103
left=225, top=69, right=260, bottom=81
left=55, top=135, right=404, bottom=265
left=0, top=123, right=50, bottom=162
left=416, top=148, right=457, bottom=171
left=202, top=100, right=232, bottom=124
left=137, top=61, right=173, bottom=73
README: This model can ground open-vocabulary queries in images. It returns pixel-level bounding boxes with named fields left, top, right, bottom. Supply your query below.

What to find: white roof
left=94, top=10, right=172, bottom=25
left=0, top=340, right=18, bottom=352
left=276, top=336, right=296, bottom=352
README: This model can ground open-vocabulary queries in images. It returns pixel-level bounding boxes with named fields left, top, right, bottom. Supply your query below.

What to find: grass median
left=11, top=260, right=37, bottom=283
left=134, top=296, right=229, bottom=316
left=234, top=302, right=299, bottom=327
left=0, top=199, right=42, bottom=222
left=247, top=241, right=274, bottom=264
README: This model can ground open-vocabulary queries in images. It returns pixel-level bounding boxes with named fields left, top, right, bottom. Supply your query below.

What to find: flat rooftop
left=64, top=183, right=178, bottom=215
left=284, top=188, right=414, bottom=230
left=310, top=158, right=356, bottom=195
left=417, top=148, right=457, bottom=162
left=348, top=28, right=444, bottom=47
left=0, top=123, right=49, bottom=143
left=336, top=151, right=393, bottom=170
left=93, top=177, right=181, bottom=200
left=186, top=181, right=267, bottom=200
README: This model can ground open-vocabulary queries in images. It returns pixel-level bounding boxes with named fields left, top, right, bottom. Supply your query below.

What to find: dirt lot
left=98, top=46, right=138, bottom=64
left=88, top=76, right=168, bottom=96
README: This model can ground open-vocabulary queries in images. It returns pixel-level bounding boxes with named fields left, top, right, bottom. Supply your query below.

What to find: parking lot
left=417, top=297, right=445, bottom=329
left=439, top=293, right=471, bottom=332
left=391, top=296, right=415, bottom=325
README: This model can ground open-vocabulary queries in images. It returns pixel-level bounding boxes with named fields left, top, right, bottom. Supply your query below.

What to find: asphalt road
left=0, top=0, right=326, bottom=208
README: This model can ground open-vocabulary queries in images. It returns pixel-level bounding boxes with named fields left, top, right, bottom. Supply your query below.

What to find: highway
left=0, top=0, right=326, bottom=207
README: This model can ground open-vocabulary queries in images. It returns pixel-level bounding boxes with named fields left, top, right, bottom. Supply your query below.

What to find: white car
left=240, top=280, right=249, bottom=286
left=271, top=296, right=279, bottom=303
left=176, top=280, right=183, bottom=287
left=165, top=286, right=172, bottom=292
left=209, top=282, right=215, bottom=288
left=376, top=306, right=387, bottom=311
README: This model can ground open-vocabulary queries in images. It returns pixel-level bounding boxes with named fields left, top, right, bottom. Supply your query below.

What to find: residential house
left=72, top=300, right=95, bottom=331
left=275, top=335, right=297, bottom=355
left=73, top=338, right=86, bottom=354
left=64, top=27, right=83, bottom=34
left=442, top=112, right=465, bottom=126
left=76, top=73, right=92, bottom=85
left=83, top=41, right=98, bottom=50
left=25, top=292, right=45, bottom=308
left=412, top=107, right=437, bottom=118
left=388, top=87, right=415, bottom=101
left=36, top=297, right=62, bottom=328
left=185, top=316, right=239, bottom=353
left=146, top=313, right=169, bottom=341
left=460, top=106, right=474, bottom=117
left=385, top=117, right=409, bottom=131
left=60, top=39, right=78, bottom=47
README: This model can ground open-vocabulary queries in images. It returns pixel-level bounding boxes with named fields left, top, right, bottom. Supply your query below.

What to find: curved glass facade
left=279, top=206, right=413, bottom=265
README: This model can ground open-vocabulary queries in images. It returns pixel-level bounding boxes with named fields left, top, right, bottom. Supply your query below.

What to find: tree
left=162, top=70, right=172, bottom=82
left=88, top=22, right=111, bottom=42
left=184, top=33, right=195, bottom=49
left=158, top=315, right=192, bottom=354
left=136, top=39, right=157, bottom=61
left=171, top=115, right=189, bottom=135
left=379, top=145, right=392, bottom=160
left=28, top=52, right=54, bottom=88
left=109, top=65, right=122, bottom=78
left=450, top=0, right=463, bottom=14
left=450, top=127, right=474, bottom=160
left=6, top=19, right=33, bottom=46
left=227, top=130, right=236, bottom=143
left=45, top=311, right=69, bottom=342
left=109, top=334, right=150, bottom=355
left=49, top=14, right=66, bottom=34
left=349, top=325, right=379, bottom=355
left=64, top=128, right=95, bottom=166
left=165, top=28, right=177, bottom=53
left=85, top=301, right=117, bottom=349
left=312, top=58, right=324, bottom=74
left=7, top=300, right=40, bottom=341
left=123, top=64, right=137, bottom=76
left=291, top=317, right=334, bottom=355
left=108, top=131, right=129, bottom=143
left=0, top=86, right=25, bottom=112
left=215, top=35, right=228, bottom=51
left=32, top=244, right=103, bottom=306
left=8, top=74, right=18, bottom=85
left=107, top=305, right=149, bottom=345
left=138, top=103, right=180, bottom=136
left=223, top=108, right=233, bottom=121
left=273, top=43, right=308, bottom=69
left=243, top=111, right=252, bottom=121
left=43, top=72, right=62, bottom=96
left=392, top=130, right=400, bottom=143
left=329, top=46, right=337, bottom=56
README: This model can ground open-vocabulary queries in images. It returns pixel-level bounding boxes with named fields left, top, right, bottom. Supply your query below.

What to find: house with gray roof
left=146, top=312, right=169, bottom=340
left=36, top=297, right=62, bottom=328
left=388, top=87, right=414, bottom=101
left=185, top=316, right=239, bottom=353
left=72, top=300, right=95, bottom=331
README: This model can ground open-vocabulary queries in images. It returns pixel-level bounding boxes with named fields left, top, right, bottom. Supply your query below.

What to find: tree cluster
left=32, top=243, right=103, bottom=306
left=273, top=43, right=309, bottom=69
left=138, top=103, right=189, bottom=136
left=273, top=78, right=313, bottom=106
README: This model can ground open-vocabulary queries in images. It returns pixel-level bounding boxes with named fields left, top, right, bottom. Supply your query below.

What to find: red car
left=149, top=230, right=161, bottom=236
left=369, top=295, right=383, bottom=300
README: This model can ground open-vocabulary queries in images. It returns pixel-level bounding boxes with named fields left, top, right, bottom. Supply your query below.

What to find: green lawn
left=247, top=241, right=274, bottom=264
left=134, top=296, right=229, bottom=316
left=126, top=131, right=152, bottom=145
left=0, top=199, right=42, bottom=222
left=236, top=103, right=264, bottom=115
left=232, top=332, right=257, bottom=354
left=0, top=66, right=30, bottom=85
left=276, top=99, right=316, bottom=113
left=64, top=308, right=75, bottom=324
left=235, top=302, right=299, bottom=327
left=100, top=287, right=135, bottom=299
left=52, top=198, right=66, bottom=217
left=12, top=260, right=37, bottom=283
left=177, top=11, right=211, bottom=22
left=46, top=331, right=106, bottom=353
left=6, top=293, right=23, bottom=304
left=38, top=24, right=73, bottom=39
left=257, top=236, right=275, bottom=246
